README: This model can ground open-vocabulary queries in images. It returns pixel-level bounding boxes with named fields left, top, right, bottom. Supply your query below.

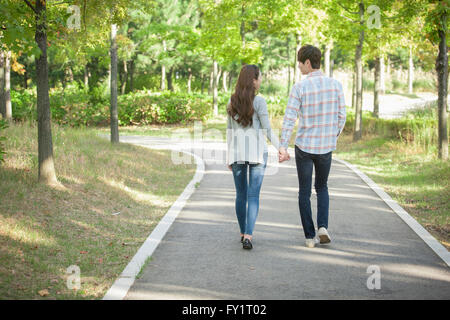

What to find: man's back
left=280, top=70, right=346, bottom=154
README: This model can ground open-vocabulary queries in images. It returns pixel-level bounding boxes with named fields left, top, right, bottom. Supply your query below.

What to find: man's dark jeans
left=294, top=146, right=332, bottom=239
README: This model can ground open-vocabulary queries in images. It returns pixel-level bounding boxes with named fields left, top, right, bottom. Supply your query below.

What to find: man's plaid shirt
left=280, top=70, right=346, bottom=154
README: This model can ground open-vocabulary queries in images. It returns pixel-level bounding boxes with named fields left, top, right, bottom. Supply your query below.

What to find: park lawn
left=334, top=133, right=450, bottom=250
left=0, top=121, right=196, bottom=299
left=95, top=115, right=228, bottom=141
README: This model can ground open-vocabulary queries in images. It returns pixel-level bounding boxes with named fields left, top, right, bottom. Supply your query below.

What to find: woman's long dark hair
left=227, top=64, right=260, bottom=127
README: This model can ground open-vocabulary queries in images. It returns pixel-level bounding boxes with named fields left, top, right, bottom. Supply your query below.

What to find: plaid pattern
left=280, top=70, right=346, bottom=154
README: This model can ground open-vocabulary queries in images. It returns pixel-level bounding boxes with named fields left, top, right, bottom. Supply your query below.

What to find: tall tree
left=0, top=50, right=5, bottom=119
left=110, top=23, right=119, bottom=144
left=400, top=0, right=448, bottom=159
left=435, top=1, right=448, bottom=160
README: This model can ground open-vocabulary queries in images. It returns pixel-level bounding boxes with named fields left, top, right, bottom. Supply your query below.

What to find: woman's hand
left=278, top=147, right=290, bottom=162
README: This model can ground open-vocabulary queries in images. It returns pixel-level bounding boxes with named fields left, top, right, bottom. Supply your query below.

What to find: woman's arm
left=226, top=111, right=232, bottom=170
left=257, top=98, right=280, bottom=150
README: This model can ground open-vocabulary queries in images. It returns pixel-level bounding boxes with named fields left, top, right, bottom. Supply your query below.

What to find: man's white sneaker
left=305, top=238, right=319, bottom=248
left=318, top=227, right=331, bottom=244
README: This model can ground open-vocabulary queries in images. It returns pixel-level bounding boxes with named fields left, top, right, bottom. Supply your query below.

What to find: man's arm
left=280, top=84, right=301, bottom=149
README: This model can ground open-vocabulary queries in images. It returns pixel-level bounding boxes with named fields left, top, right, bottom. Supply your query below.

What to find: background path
left=118, top=136, right=450, bottom=299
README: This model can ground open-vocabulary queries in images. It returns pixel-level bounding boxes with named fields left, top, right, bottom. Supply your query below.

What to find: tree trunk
left=286, top=37, right=291, bottom=97
left=408, top=45, right=414, bottom=94
left=61, top=70, right=66, bottom=91
left=386, top=56, right=391, bottom=79
left=380, top=56, right=385, bottom=94
left=353, top=2, right=364, bottom=142
left=208, top=69, right=213, bottom=95
left=0, top=51, right=5, bottom=118
left=161, top=40, right=166, bottom=91
left=437, top=6, right=448, bottom=160
left=121, top=60, right=127, bottom=95
left=373, top=57, right=380, bottom=118
left=35, top=1, right=59, bottom=185
left=216, top=66, right=222, bottom=92
left=213, top=60, right=218, bottom=116
left=84, top=64, right=89, bottom=89
left=324, top=43, right=331, bottom=77
left=228, top=70, right=233, bottom=91
left=23, top=60, right=28, bottom=89
left=352, top=70, right=356, bottom=109
left=201, top=72, right=205, bottom=94
left=187, top=68, right=192, bottom=93
left=240, top=5, right=246, bottom=65
left=222, top=70, right=228, bottom=92
left=107, top=62, right=111, bottom=91
left=110, top=23, right=119, bottom=144
left=67, top=66, right=74, bottom=82
left=293, top=32, right=302, bottom=83
left=167, top=67, right=173, bottom=91
left=129, top=59, right=135, bottom=92
left=4, top=51, right=11, bottom=121
left=330, top=59, right=334, bottom=77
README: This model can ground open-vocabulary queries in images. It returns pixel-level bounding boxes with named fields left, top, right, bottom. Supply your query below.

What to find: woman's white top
left=227, top=96, right=280, bottom=165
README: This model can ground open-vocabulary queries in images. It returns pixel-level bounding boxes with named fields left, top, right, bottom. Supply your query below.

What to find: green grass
left=385, top=91, right=421, bottom=99
left=0, top=121, right=196, bottom=299
left=95, top=115, right=228, bottom=141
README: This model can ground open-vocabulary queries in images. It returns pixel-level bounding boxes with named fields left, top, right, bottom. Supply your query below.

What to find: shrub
left=413, top=78, right=436, bottom=92
left=390, top=79, right=407, bottom=91
left=117, top=91, right=212, bottom=125
left=343, top=107, right=449, bottom=151
left=10, top=87, right=214, bottom=126
left=260, top=80, right=286, bottom=96
left=11, top=88, right=36, bottom=122
left=362, top=78, right=374, bottom=91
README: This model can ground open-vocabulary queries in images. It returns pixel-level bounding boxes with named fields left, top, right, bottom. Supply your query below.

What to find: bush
left=118, top=91, right=212, bottom=125
left=413, top=78, right=436, bottom=92
left=10, top=86, right=214, bottom=127
left=343, top=107, right=449, bottom=150
left=390, top=79, right=407, bottom=91
left=260, top=80, right=286, bottom=96
left=362, top=78, right=374, bottom=91
left=11, top=88, right=36, bottom=122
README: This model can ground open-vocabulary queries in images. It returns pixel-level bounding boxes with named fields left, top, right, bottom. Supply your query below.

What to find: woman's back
left=227, top=95, right=279, bottom=165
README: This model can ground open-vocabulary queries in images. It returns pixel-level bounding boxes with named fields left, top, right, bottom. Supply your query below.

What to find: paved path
left=119, top=136, right=450, bottom=300
left=361, top=92, right=440, bottom=119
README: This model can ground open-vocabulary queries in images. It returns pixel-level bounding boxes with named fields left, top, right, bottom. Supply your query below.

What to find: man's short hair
left=298, top=45, right=321, bottom=69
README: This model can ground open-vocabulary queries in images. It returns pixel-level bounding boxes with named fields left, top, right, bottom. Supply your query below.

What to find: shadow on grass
left=0, top=137, right=195, bottom=300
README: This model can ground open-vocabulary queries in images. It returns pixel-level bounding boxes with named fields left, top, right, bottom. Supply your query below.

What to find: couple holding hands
left=226, top=45, right=346, bottom=250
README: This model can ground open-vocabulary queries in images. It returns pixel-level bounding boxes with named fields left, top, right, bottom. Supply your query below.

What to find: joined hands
left=278, top=147, right=290, bottom=163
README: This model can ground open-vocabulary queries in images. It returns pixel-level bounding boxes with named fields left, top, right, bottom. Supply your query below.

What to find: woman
left=226, top=64, right=280, bottom=250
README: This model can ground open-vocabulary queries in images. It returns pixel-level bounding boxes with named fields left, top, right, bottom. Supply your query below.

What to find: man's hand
left=278, top=147, right=290, bottom=163
left=227, top=164, right=232, bottom=171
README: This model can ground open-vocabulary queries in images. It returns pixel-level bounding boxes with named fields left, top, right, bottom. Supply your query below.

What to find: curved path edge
left=334, top=157, right=450, bottom=268
left=102, top=143, right=205, bottom=300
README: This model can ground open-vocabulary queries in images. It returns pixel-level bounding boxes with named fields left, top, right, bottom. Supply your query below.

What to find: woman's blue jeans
left=295, top=146, right=332, bottom=239
left=231, top=152, right=268, bottom=236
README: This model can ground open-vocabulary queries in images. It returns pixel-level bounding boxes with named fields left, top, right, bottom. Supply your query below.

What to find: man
left=278, top=45, right=346, bottom=248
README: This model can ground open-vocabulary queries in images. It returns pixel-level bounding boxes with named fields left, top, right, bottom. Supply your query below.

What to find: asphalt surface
left=119, top=136, right=450, bottom=300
